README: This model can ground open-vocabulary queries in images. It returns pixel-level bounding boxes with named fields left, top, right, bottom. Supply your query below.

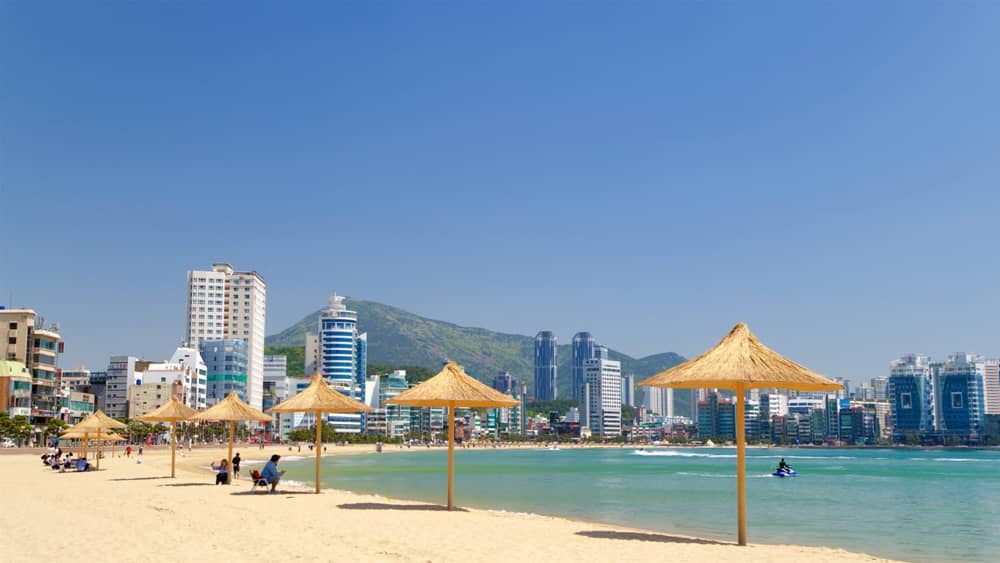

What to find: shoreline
left=0, top=445, right=899, bottom=562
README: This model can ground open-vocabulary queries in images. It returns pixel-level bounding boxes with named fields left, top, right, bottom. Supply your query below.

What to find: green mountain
left=266, top=298, right=688, bottom=413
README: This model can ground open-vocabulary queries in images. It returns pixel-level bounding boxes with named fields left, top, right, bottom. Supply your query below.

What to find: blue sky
left=2, top=2, right=999, bottom=385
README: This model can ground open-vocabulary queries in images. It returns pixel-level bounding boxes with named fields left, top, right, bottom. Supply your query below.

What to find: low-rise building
left=0, top=360, right=32, bottom=417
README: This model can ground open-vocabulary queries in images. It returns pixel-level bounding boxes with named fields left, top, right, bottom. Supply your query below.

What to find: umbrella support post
left=228, top=421, right=234, bottom=485
left=315, top=413, right=322, bottom=494
left=736, top=388, right=747, bottom=546
left=171, top=421, right=176, bottom=478
left=447, top=402, right=455, bottom=510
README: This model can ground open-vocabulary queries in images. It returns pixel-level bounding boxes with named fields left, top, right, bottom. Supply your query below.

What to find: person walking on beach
left=231, top=453, right=241, bottom=481
left=261, top=454, right=285, bottom=493
left=138, top=444, right=143, bottom=456
left=126, top=445, right=132, bottom=458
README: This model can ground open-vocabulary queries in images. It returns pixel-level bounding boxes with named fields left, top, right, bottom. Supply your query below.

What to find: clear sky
left=2, top=2, right=999, bottom=386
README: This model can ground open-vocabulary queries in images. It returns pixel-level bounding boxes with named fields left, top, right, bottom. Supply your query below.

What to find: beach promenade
left=0, top=446, right=895, bottom=562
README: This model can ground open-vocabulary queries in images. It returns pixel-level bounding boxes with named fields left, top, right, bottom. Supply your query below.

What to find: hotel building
left=185, top=263, right=266, bottom=410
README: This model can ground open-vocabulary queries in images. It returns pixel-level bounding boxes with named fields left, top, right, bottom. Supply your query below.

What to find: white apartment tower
left=584, top=357, right=622, bottom=439
left=185, top=263, right=266, bottom=410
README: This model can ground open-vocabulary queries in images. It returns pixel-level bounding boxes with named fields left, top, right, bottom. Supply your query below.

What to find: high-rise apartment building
left=185, top=263, right=266, bottom=410
left=583, top=357, right=622, bottom=438
left=572, top=332, right=597, bottom=402
left=698, top=392, right=735, bottom=440
left=889, top=354, right=934, bottom=440
left=982, top=359, right=999, bottom=415
left=492, top=371, right=517, bottom=394
left=621, top=373, right=635, bottom=407
left=938, top=354, right=986, bottom=441
left=534, top=331, right=557, bottom=401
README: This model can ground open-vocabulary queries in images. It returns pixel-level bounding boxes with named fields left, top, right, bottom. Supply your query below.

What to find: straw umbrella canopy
left=190, top=392, right=272, bottom=484
left=387, top=361, right=518, bottom=510
left=64, top=410, right=128, bottom=469
left=640, top=322, right=841, bottom=546
left=138, top=397, right=198, bottom=478
left=268, top=372, right=372, bottom=493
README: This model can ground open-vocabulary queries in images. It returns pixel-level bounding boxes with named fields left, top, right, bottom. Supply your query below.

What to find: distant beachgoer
left=138, top=445, right=144, bottom=456
left=212, top=459, right=229, bottom=485
left=232, top=453, right=241, bottom=480
left=297, top=443, right=301, bottom=452
left=126, top=446, right=132, bottom=458
left=261, top=454, right=284, bottom=493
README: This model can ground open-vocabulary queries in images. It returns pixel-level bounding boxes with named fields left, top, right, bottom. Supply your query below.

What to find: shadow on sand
left=338, top=502, right=468, bottom=512
left=110, top=476, right=173, bottom=482
left=229, top=490, right=317, bottom=496
left=158, top=482, right=215, bottom=487
left=574, top=531, right=729, bottom=546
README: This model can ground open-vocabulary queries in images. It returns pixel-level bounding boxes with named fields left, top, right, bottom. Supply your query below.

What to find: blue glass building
left=889, top=354, right=934, bottom=442
left=939, top=371, right=986, bottom=441
left=319, top=296, right=365, bottom=433
left=199, top=339, right=248, bottom=405
left=572, top=332, right=597, bottom=402
left=534, top=331, right=557, bottom=401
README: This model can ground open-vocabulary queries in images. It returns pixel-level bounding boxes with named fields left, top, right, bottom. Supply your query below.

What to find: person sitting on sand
left=261, top=454, right=285, bottom=493
left=212, top=459, right=229, bottom=485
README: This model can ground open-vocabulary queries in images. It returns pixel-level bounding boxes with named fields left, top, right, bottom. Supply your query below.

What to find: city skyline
left=4, top=3, right=1000, bottom=383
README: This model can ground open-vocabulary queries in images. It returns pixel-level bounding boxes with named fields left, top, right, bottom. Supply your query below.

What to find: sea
left=279, top=446, right=1000, bottom=562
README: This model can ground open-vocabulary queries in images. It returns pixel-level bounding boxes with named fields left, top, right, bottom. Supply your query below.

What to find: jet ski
left=772, top=467, right=797, bottom=477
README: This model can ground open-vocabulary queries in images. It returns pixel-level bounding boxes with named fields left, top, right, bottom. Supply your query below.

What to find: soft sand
left=0, top=445, right=897, bottom=562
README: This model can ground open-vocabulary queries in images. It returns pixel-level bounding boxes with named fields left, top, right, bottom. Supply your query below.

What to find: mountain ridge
left=266, top=298, right=688, bottom=411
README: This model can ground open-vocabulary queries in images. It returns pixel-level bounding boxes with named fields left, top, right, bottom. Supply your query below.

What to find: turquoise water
left=280, top=447, right=1000, bottom=562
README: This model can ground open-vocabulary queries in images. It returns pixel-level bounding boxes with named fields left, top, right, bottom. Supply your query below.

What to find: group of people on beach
left=214, top=453, right=284, bottom=492
left=42, top=447, right=88, bottom=472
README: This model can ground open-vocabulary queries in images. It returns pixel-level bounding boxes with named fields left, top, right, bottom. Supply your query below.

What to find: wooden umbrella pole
left=447, top=402, right=455, bottom=510
left=96, top=439, right=102, bottom=470
left=170, top=421, right=177, bottom=478
left=735, top=386, right=747, bottom=546
left=227, top=421, right=234, bottom=485
left=315, top=412, right=323, bottom=494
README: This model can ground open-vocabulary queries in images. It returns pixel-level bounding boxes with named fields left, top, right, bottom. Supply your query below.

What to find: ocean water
left=280, top=447, right=1000, bottom=562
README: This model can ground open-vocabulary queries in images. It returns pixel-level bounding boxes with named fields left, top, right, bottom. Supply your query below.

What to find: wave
left=906, top=457, right=985, bottom=462
left=676, top=471, right=774, bottom=479
left=632, top=450, right=735, bottom=459
left=632, top=450, right=856, bottom=461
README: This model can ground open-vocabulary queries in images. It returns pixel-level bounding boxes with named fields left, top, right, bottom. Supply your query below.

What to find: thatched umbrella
left=639, top=322, right=841, bottom=546
left=268, top=372, right=372, bottom=493
left=387, top=361, right=518, bottom=510
left=64, top=410, right=128, bottom=470
left=190, top=392, right=272, bottom=484
left=138, top=397, right=198, bottom=478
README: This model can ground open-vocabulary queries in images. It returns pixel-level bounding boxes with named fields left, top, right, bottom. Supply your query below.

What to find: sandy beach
left=0, top=445, right=897, bottom=562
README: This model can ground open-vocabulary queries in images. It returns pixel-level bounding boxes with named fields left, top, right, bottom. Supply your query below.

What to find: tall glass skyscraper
left=572, top=332, right=597, bottom=402
left=317, top=295, right=366, bottom=433
left=534, top=331, right=557, bottom=401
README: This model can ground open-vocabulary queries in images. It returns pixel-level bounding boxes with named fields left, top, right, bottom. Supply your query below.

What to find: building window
left=901, top=392, right=912, bottom=409
left=7, top=337, right=14, bottom=344
left=8, top=322, right=16, bottom=330
left=951, top=392, right=963, bottom=409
